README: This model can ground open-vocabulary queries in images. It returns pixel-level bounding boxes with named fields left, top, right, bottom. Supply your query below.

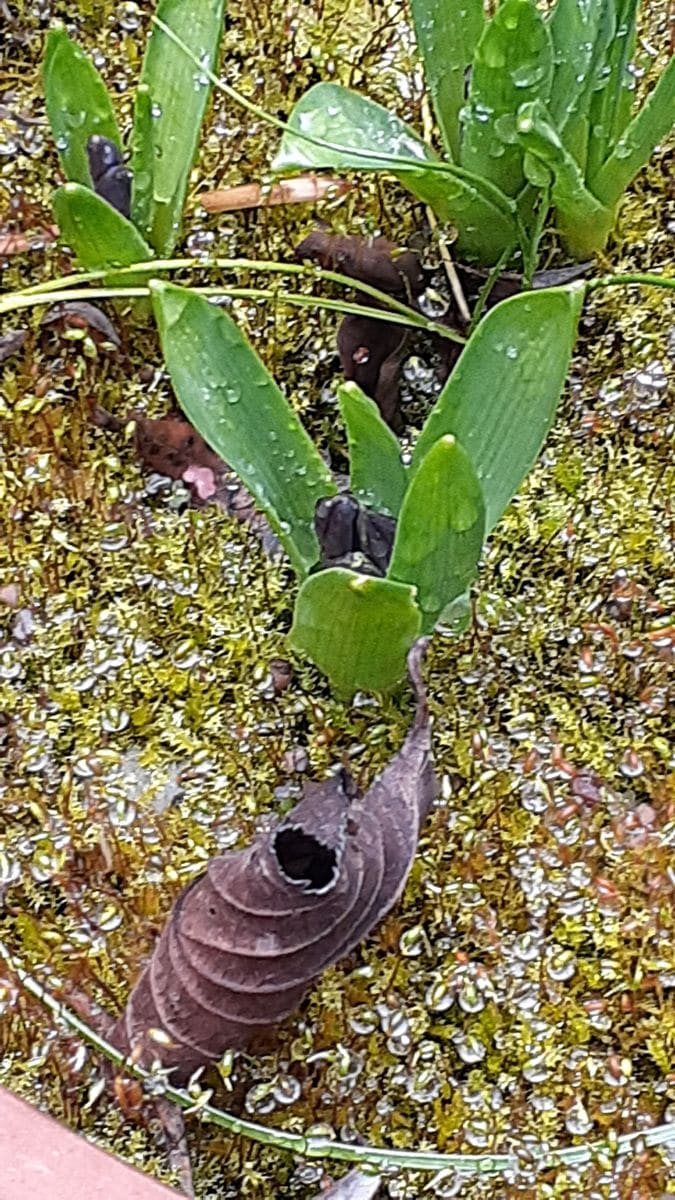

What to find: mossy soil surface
left=1, top=1, right=674, bottom=1196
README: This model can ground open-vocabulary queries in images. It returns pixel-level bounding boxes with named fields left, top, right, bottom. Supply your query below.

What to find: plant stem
left=0, top=282, right=463, bottom=342
left=3, top=949, right=675, bottom=1178
left=0, top=258, right=465, bottom=343
left=587, top=271, right=675, bottom=291
left=467, top=248, right=512, bottom=336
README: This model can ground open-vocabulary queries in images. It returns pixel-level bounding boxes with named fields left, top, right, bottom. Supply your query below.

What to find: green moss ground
left=0, top=1, right=674, bottom=1196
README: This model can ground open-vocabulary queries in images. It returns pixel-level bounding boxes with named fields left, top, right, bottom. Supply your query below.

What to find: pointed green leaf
left=516, top=102, right=615, bottom=257
left=461, top=0, right=554, bottom=197
left=273, top=82, right=519, bottom=264
left=587, top=0, right=639, bottom=179
left=135, top=0, right=227, bottom=254
left=412, top=284, right=585, bottom=532
left=338, top=382, right=407, bottom=517
left=130, top=84, right=154, bottom=235
left=150, top=282, right=336, bottom=576
left=273, top=82, right=436, bottom=172
left=43, top=26, right=121, bottom=187
left=590, top=54, right=675, bottom=209
left=389, top=435, right=485, bottom=631
left=291, top=568, right=421, bottom=694
left=548, top=0, right=614, bottom=169
left=410, top=0, right=484, bottom=161
left=52, top=183, right=153, bottom=281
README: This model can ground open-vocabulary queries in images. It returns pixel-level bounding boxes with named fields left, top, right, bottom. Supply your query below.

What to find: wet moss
left=1, top=0, right=675, bottom=1197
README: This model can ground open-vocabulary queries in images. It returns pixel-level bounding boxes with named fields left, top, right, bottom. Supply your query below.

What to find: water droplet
left=565, top=1097, right=593, bottom=1135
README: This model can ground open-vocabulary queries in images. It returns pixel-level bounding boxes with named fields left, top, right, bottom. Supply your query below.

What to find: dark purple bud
left=356, top=508, right=396, bottom=576
left=314, top=495, right=360, bottom=562
left=86, top=135, right=132, bottom=219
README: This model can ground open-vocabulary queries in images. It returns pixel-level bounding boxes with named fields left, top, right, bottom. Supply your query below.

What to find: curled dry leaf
left=337, top=315, right=408, bottom=432
left=296, top=231, right=424, bottom=299
left=108, top=640, right=435, bottom=1082
left=456, top=260, right=591, bottom=307
left=41, top=301, right=121, bottom=347
left=200, top=175, right=351, bottom=214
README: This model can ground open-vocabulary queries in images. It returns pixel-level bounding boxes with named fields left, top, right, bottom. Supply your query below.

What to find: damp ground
left=0, top=1, right=674, bottom=1197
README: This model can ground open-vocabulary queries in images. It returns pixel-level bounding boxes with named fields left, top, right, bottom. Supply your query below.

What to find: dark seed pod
left=87, top=134, right=132, bottom=220
left=109, top=641, right=435, bottom=1082
left=295, top=232, right=425, bottom=299
left=314, top=494, right=360, bottom=562
left=296, top=233, right=426, bottom=432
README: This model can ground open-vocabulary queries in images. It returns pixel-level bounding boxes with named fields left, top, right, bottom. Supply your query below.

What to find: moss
left=1, top=0, right=675, bottom=1196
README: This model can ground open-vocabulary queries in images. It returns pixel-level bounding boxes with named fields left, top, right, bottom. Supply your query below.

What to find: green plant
left=271, top=0, right=675, bottom=267
left=150, top=278, right=584, bottom=693
left=43, top=0, right=226, bottom=272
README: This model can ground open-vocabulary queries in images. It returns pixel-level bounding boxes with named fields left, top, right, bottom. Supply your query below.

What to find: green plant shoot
left=272, top=0, right=675, bottom=267
left=43, top=0, right=226, bottom=270
left=151, top=281, right=584, bottom=692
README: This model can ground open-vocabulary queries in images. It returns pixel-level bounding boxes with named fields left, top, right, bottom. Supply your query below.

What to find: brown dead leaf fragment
left=92, top=406, right=281, bottom=554
left=108, top=641, right=435, bottom=1082
left=132, top=413, right=224, bottom=481
left=201, top=175, right=351, bottom=214
left=0, top=329, right=27, bottom=363
left=41, top=302, right=121, bottom=347
left=0, top=226, right=59, bottom=255
left=337, top=314, right=408, bottom=432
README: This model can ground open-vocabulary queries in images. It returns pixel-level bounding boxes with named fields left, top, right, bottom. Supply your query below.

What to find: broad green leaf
left=273, top=83, right=519, bottom=264
left=338, top=382, right=407, bottom=517
left=461, top=0, right=554, bottom=197
left=135, top=0, right=227, bottom=254
left=516, top=102, right=615, bottom=257
left=412, top=284, right=585, bottom=532
left=410, top=0, right=484, bottom=161
left=548, top=0, right=614, bottom=169
left=590, top=54, right=675, bottom=209
left=273, top=82, right=436, bottom=172
left=291, top=568, right=421, bottom=694
left=587, top=0, right=639, bottom=178
left=43, top=26, right=121, bottom=187
left=150, top=282, right=336, bottom=576
left=52, top=183, right=153, bottom=281
left=389, top=435, right=485, bottom=631
left=130, top=84, right=154, bottom=235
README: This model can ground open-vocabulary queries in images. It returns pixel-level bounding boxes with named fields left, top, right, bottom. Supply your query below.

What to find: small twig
left=420, top=96, right=471, bottom=326
left=200, top=176, right=350, bottom=213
